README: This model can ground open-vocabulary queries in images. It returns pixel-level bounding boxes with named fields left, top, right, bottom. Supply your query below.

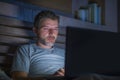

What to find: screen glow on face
left=37, top=18, right=59, bottom=47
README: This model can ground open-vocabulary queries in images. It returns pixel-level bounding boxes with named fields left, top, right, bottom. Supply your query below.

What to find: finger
left=56, top=70, right=64, bottom=76
left=56, top=72, right=64, bottom=76
left=59, top=68, right=65, bottom=73
left=53, top=68, right=65, bottom=76
left=54, top=72, right=63, bottom=76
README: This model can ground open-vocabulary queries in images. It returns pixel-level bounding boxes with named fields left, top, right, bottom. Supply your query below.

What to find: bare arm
left=11, top=71, right=27, bottom=80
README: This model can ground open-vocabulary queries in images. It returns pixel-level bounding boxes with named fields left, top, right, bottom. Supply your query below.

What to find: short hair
left=34, top=10, right=59, bottom=29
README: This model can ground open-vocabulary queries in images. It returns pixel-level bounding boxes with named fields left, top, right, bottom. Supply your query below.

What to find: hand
left=53, top=68, right=65, bottom=76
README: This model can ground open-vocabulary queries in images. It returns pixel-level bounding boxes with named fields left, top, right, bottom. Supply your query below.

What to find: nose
left=49, top=29, right=54, bottom=34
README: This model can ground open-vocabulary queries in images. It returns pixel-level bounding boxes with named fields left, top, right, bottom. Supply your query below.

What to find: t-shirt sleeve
left=11, top=45, right=30, bottom=73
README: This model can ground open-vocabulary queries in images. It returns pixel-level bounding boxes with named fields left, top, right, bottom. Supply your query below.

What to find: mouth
left=47, top=36, right=55, bottom=42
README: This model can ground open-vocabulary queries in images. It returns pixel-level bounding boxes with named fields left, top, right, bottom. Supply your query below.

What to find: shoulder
left=20, top=43, right=35, bottom=48
left=16, top=43, right=35, bottom=56
left=18, top=43, right=34, bottom=51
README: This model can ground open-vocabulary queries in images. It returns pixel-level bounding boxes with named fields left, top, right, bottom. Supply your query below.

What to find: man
left=11, top=10, right=65, bottom=79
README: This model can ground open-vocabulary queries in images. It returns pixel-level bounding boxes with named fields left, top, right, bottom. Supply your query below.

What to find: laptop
left=65, top=27, right=120, bottom=78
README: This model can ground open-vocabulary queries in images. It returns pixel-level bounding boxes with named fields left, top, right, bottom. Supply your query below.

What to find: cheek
left=55, top=33, right=58, bottom=37
left=54, top=31, right=58, bottom=35
left=54, top=32, right=58, bottom=38
left=38, top=31, right=48, bottom=38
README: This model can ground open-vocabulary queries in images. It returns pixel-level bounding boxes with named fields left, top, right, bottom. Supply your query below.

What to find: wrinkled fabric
left=11, top=43, right=65, bottom=77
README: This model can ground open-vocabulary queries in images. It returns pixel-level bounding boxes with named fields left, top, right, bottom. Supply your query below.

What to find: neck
left=36, top=42, right=52, bottom=49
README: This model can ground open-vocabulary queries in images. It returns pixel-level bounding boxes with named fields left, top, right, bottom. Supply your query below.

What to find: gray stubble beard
left=38, top=38, right=55, bottom=47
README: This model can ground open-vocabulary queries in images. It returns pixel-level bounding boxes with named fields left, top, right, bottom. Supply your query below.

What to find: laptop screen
left=65, top=27, right=120, bottom=77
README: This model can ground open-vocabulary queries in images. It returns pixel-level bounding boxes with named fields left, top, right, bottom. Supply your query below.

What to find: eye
left=42, top=27, right=49, bottom=31
left=53, top=28, right=58, bottom=31
left=53, top=27, right=59, bottom=31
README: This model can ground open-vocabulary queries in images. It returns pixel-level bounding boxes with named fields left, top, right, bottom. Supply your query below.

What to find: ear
left=33, top=27, right=37, bottom=34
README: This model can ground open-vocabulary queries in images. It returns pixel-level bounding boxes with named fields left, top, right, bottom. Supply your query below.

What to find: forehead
left=39, top=18, right=59, bottom=27
left=40, top=18, right=58, bottom=26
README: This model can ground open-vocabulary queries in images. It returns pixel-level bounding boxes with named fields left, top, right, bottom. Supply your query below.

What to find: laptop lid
left=65, top=27, right=120, bottom=77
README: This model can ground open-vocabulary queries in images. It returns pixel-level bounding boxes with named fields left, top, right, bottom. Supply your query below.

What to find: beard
left=38, top=35, right=56, bottom=47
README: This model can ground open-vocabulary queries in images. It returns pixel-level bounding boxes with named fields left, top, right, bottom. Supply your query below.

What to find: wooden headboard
left=0, top=15, right=66, bottom=76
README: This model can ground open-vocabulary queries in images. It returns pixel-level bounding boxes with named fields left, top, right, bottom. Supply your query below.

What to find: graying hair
left=34, top=10, right=59, bottom=29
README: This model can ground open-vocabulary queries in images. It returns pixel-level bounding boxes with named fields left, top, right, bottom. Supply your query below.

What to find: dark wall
left=0, top=0, right=73, bottom=22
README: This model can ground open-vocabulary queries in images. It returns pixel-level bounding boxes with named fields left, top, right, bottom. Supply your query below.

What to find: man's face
left=34, top=18, right=59, bottom=47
